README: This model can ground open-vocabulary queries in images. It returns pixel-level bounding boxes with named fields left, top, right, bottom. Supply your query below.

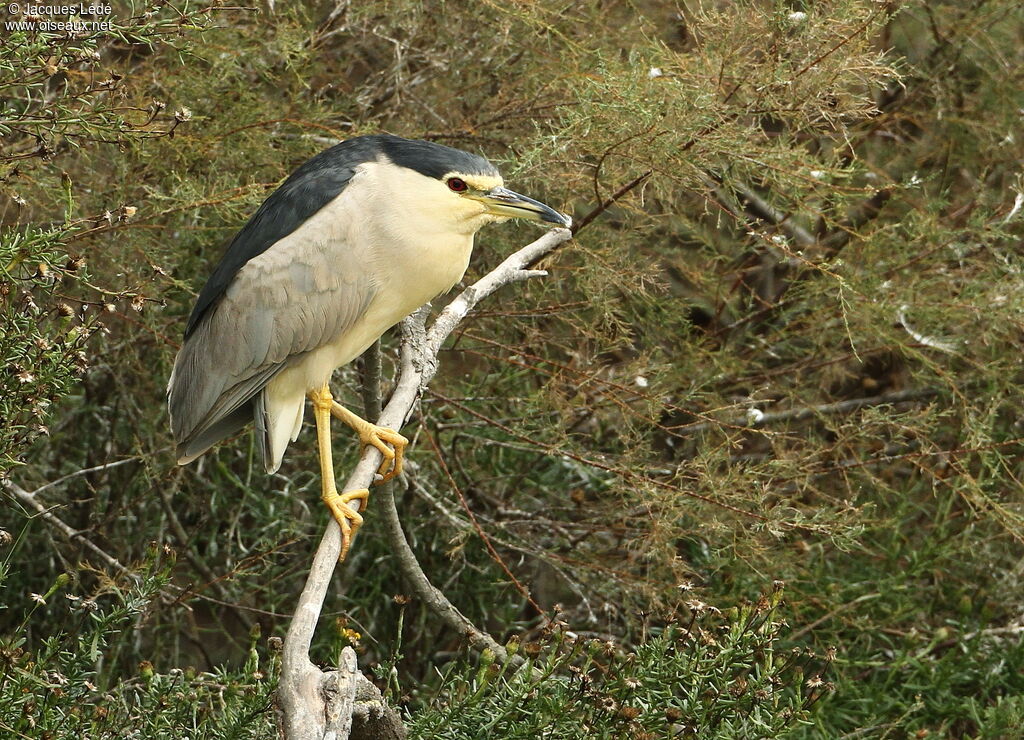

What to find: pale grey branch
left=279, top=227, right=572, bottom=738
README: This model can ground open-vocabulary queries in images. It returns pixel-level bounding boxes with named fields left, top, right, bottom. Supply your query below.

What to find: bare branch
left=729, top=180, right=817, bottom=249
left=571, top=171, right=651, bottom=236
left=279, top=227, right=572, bottom=738
left=5, top=478, right=138, bottom=577
left=15, top=456, right=141, bottom=498
left=674, top=388, right=939, bottom=437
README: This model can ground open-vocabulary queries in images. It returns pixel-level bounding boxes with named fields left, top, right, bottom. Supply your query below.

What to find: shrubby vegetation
left=410, top=585, right=831, bottom=739
left=0, top=548, right=280, bottom=738
left=2, top=0, right=1022, bottom=737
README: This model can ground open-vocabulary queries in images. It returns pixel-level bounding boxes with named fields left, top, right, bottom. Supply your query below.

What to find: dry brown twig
left=278, top=227, right=573, bottom=740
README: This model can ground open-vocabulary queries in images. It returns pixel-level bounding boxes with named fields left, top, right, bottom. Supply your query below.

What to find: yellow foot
left=331, top=402, right=408, bottom=483
left=323, top=488, right=370, bottom=562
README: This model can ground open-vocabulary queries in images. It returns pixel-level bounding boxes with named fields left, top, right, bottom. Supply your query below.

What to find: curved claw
left=329, top=401, right=407, bottom=484
left=360, top=425, right=408, bottom=483
left=323, top=488, right=370, bottom=562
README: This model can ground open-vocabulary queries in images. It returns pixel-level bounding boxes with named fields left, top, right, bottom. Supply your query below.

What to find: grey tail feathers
left=174, top=402, right=252, bottom=466
left=174, top=390, right=281, bottom=473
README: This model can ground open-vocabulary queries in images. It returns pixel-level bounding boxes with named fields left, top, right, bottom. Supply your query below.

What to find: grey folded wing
left=168, top=239, right=374, bottom=465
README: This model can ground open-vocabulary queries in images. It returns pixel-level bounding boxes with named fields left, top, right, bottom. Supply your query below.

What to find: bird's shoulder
left=184, top=136, right=386, bottom=336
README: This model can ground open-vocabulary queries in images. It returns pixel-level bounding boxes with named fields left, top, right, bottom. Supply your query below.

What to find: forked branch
left=278, top=227, right=573, bottom=739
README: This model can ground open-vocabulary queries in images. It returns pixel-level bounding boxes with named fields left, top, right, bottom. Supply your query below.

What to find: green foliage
left=0, top=4, right=204, bottom=161
left=1, top=0, right=1023, bottom=737
left=0, top=2, right=215, bottom=473
left=0, top=546, right=277, bottom=738
left=411, top=587, right=828, bottom=739
left=0, top=224, right=90, bottom=473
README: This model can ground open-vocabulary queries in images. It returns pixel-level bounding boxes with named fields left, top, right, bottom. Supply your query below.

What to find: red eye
left=447, top=177, right=468, bottom=192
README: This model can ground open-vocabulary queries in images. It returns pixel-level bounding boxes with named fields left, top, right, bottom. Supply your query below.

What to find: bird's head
left=375, top=136, right=571, bottom=235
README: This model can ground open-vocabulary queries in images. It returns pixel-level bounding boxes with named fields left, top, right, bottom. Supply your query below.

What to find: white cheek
left=457, top=198, right=492, bottom=225
left=358, top=160, right=500, bottom=236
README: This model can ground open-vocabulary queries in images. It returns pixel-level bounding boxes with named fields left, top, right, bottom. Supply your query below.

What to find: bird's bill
left=471, top=187, right=572, bottom=228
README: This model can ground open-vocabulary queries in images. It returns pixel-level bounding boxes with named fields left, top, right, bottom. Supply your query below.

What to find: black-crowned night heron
left=168, top=134, right=570, bottom=560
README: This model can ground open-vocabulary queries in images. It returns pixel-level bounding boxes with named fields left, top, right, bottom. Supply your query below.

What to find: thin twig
left=156, top=472, right=254, bottom=633
left=14, top=456, right=141, bottom=498
left=5, top=477, right=276, bottom=620
left=423, top=427, right=546, bottom=617
left=728, top=180, right=817, bottom=249
left=570, top=171, right=652, bottom=236
left=5, top=479, right=137, bottom=577
left=672, top=388, right=940, bottom=437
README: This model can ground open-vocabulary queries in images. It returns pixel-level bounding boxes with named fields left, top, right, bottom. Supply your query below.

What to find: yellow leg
left=309, top=385, right=368, bottom=562
left=330, top=401, right=408, bottom=483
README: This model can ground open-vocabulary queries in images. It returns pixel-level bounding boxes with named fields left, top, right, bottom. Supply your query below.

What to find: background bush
left=2, top=1, right=1022, bottom=737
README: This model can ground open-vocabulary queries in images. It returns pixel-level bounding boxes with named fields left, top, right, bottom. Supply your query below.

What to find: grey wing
left=184, top=136, right=383, bottom=337
left=168, top=234, right=375, bottom=466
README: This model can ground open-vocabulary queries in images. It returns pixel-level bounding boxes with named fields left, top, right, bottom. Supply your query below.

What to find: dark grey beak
left=472, top=186, right=572, bottom=228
